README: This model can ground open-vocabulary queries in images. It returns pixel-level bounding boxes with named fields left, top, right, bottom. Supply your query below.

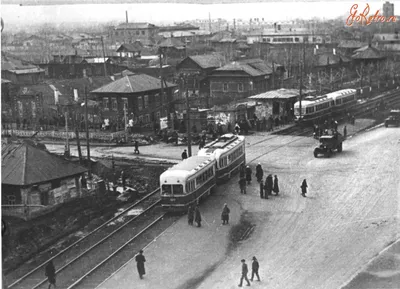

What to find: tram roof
left=322, top=89, right=356, bottom=100
left=167, top=156, right=213, bottom=172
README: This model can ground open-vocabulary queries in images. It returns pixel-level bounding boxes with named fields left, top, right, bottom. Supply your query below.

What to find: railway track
left=7, top=189, right=163, bottom=289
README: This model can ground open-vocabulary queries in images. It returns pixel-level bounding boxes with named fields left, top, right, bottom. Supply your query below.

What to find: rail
left=7, top=188, right=161, bottom=289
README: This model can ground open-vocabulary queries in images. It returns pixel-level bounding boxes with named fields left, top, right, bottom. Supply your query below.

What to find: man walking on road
left=134, top=140, right=140, bottom=154
left=250, top=256, right=260, bottom=282
left=188, top=205, right=194, bottom=225
left=259, top=179, right=264, bottom=199
left=181, top=149, right=188, bottom=160
left=273, top=175, right=279, bottom=195
left=221, top=203, right=230, bottom=225
left=194, top=205, right=202, bottom=227
left=239, top=177, right=247, bottom=194
left=301, top=179, right=308, bottom=197
left=245, top=166, right=252, bottom=185
left=45, top=261, right=56, bottom=289
left=343, top=126, right=347, bottom=138
left=238, top=259, right=251, bottom=287
left=135, top=250, right=146, bottom=279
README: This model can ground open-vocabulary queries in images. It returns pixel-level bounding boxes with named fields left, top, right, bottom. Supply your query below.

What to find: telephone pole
left=299, top=44, right=305, bottom=122
left=186, top=87, right=192, bottom=157
left=65, top=111, right=70, bottom=156
left=101, top=36, right=107, bottom=77
left=84, top=86, right=92, bottom=179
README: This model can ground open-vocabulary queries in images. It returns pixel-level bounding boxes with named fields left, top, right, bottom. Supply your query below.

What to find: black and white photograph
left=1, top=0, right=400, bottom=288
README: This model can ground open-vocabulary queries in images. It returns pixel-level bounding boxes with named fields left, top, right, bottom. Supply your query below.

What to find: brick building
left=111, top=23, right=159, bottom=46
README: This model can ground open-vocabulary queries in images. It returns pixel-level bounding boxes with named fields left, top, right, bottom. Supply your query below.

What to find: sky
left=1, top=1, right=398, bottom=27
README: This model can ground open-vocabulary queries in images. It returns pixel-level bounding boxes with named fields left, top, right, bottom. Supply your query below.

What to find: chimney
left=126, top=11, right=128, bottom=23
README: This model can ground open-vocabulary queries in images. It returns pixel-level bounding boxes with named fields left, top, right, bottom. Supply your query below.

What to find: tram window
left=173, top=185, right=183, bottom=195
left=162, top=185, right=172, bottom=195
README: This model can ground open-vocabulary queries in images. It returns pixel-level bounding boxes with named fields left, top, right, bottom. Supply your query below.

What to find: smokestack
left=126, top=11, right=128, bottom=23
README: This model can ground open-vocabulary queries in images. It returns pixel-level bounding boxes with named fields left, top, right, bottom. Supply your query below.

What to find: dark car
left=385, top=110, right=400, bottom=127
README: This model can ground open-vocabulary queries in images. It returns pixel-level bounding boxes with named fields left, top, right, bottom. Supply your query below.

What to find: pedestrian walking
left=259, top=179, right=264, bottom=199
left=265, top=174, right=273, bottom=196
left=273, top=175, right=279, bottom=195
left=255, top=163, right=263, bottom=183
left=135, top=250, right=146, bottom=279
left=194, top=205, right=202, bottom=227
left=45, top=261, right=56, bottom=289
left=238, top=259, right=251, bottom=287
left=239, top=164, right=245, bottom=178
left=188, top=205, right=194, bottom=225
left=334, top=120, right=338, bottom=131
left=221, top=203, right=230, bottom=225
left=351, top=115, right=355, bottom=125
left=343, top=125, right=347, bottom=138
left=250, top=256, right=260, bottom=282
left=239, top=177, right=247, bottom=194
left=181, top=149, right=188, bottom=160
left=134, top=140, right=140, bottom=154
left=301, top=179, right=308, bottom=197
left=245, top=166, right=252, bottom=185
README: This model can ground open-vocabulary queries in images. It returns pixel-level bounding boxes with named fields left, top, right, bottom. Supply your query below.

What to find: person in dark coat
left=239, top=164, right=245, bottom=179
left=81, top=176, right=87, bottom=189
left=265, top=174, right=273, bottom=196
left=343, top=126, right=347, bottom=138
left=273, top=175, right=279, bottom=195
left=239, top=177, right=246, bottom=194
left=194, top=205, right=202, bottom=227
left=245, top=166, right=252, bottom=185
left=238, top=259, right=251, bottom=287
left=221, top=203, right=230, bottom=225
left=255, top=163, right=263, bottom=183
left=135, top=250, right=146, bottom=279
left=187, top=205, right=194, bottom=225
left=45, top=260, right=56, bottom=289
left=301, top=179, right=308, bottom=197
left=181, top=149, right=188, bottom=160
left=134, top=140, right=140, bottom=154
left=250, top=256, right=260, bottom=282
left=259, top=179, right=264, bottom=199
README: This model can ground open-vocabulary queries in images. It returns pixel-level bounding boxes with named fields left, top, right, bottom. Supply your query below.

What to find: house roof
left=7, top=68, right=45, bottom=74
left=372, top=33, right=400, bottom=42
left=1, top=52, right=38, bottom=71
left=313, top=53, right=351, bottom=67
left=215, top=58, right=273, bottom=76
left=338, top=40, right=368, bottom=49
left=352, top=46, right=385, bottom=59
left=158, top=37, right=186, bottom=48
left=1, top=79, right=12, bottom=84
left=91, top=74, right=176, bottom=94
left=116, top=43, right=142, bottom=53
left=219, top=38, right=237, bottom=43
left=187, top=54, right=225, bottom=69
left=115, top=22, right=158, bottom=30
left=2, top=141, right=87, bottom=186
left=248, top=88, right=315, bottom=100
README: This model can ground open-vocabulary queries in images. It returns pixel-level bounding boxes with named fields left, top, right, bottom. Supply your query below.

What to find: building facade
left=383, top=1, right=395, bottom=18
left=111, top=23, right=159, bottom=45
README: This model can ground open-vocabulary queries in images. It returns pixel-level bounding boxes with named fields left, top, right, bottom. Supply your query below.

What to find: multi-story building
left=110, top=22, right=159, bottom=46
left=383, top=1, right=395, bottom=18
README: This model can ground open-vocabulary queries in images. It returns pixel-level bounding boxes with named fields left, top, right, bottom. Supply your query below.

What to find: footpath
left=93, top=118, right=381, bottom=289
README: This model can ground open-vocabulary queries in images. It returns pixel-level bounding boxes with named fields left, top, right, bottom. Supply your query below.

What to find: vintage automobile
left=314, top=133, right=344, bottom=158
left=384, top=110, right=400, bottom=127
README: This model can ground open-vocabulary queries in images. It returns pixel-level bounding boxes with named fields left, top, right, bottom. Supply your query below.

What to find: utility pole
left=159, top=47, right=169, bottom=125
left=84, top=86, right=92, bottom=179
left=272, top=62, right=275, bottom=90
left=185, top=86, right=192, bottom=157
left=101, top=36, right=107, bottom=77
left=124, top=106, right=128, bottom=141
left=299, top=44, right=305, bottom=122
left=65, top=111, right=70, bottom=156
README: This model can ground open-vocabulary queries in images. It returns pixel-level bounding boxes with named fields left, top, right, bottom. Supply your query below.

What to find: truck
left=384, top=109, right=400, bottom=127
left=313, top=133, right=344, bottom=158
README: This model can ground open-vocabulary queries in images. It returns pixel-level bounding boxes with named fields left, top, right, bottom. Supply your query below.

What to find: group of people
left=238, top=164, right=280, bottom=199
left=239, top=257, right=261, bottom=287
left=187, top=204, right=202, bottom=227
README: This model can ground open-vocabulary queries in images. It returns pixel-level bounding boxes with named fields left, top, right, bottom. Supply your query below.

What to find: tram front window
left=172, top=185, right=184, bottom=195
left=162, top=185, right=173, bottom=195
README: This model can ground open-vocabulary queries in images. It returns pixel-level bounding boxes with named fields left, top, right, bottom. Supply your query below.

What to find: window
left=172, top=185, right=183, bottom=195
left=136, top=31, right=140, bottom=35
left=238, top=83, right=243, bottom=92
left=31, top=101, right=36, bottom=118
left=112, top=98, right=118, bottom=111
left=103, top=97, right=109, bottom=110
left=141, top=30, right=145, bottom=35
left=51, top=179, right=61, bottom=189
left=223, top=83, right=228, bottom=92
left=162, top=184, right=172, bottom=195
left=155, top=111, right=161, bottom=120
left=144, top=95, right=149, bottom=108
left=139, top=115, right=144, bottom=124
left=138, top=96, right=143, bottom=111
left=122, top=97, right=128, bottom=110
left=145, top=114, right=150, bottom=123
left=295, top=37, right=300, bottom=42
